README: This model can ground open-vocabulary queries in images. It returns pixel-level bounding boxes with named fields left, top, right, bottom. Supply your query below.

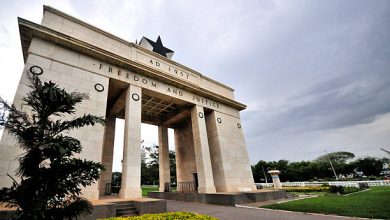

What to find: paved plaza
left=167, top=200, right=362, bottom=220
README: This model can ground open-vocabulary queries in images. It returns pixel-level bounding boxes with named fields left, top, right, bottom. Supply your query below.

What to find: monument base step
left=148, top=190, right=287, bottom=206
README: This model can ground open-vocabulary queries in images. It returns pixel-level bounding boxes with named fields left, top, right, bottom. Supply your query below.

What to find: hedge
left=283, top=186, right=330, bottom=192
left=329, top=186, right=366, bottom=194
left=99, top=212, right=218, bottom=220
left=284, top=186, right=366, bottom=194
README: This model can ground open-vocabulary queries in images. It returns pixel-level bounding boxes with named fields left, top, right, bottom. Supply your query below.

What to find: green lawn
left=141, top=186, right=177, bottom=197
left=141, top=186, right=158, bottom=197
left=263, top=186, right=390, bottom=219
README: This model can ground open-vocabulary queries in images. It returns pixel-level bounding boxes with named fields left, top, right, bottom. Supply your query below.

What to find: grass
left=263, top=186, right=390, bottom=219
left=141, top=186, right=158, bottom=197
left=141, top=186, right=177, bottom=197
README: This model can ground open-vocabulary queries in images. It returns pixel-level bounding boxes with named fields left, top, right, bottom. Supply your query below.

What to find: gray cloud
left=233, top=1, right=390, bottom=162
left=1, top=0, right=389, bottom=164
left=244, top=69, right=390, bottom=135
left=39, top=0, right=390, bottom=162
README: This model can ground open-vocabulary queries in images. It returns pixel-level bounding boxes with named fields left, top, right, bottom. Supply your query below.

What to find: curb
left=235, top=205, right=378, bottom=220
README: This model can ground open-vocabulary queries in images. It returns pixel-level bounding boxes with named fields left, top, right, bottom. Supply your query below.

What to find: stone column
left=205, top=111, right=227, bottom=192
left=174, top=121, right=197, bottom=192
left=191, top=105, right=216, bottom=193
left=99, top=116, right=116, bottom=196
left=205, top=111, right=256, bottom=192
left=119, top=85, right=142, bottom=198
left=268, top=170, right=282, bottom=190
left=158, top=125, right=171, bottom=192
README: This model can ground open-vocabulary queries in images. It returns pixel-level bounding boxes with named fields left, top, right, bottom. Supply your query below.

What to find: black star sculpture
left=141, top=36, right=174, bottom=58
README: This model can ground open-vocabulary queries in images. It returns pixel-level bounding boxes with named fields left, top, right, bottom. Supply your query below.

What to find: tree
left=141, top=145, right=159, bottom=185
left=251, top=160, right=289, bottom=182
left=315, top=151, right=355, bottom=179
left=111, top=172, right=122, bottom=187
left=353, top=157, right=387, bottom=176
left=169, top=150, right=177, bottom=186
left=140, top=146, right=177, bottom=187
left=0, top=74, right=105, bottom=219
left=251, top=160, right=270, bottom=183
left=284, top=161, right=313, bottom=181
left=315, top=151, right=355, bottom=164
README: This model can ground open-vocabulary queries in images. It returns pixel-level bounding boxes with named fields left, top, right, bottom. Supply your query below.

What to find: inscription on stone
left=192, top=96, right=220, bottom=108
left=95, top=63, right=220, bottom=109
left=136, top=51, right=199, bottom=85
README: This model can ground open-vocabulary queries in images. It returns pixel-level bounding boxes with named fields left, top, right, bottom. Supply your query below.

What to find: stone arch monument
left=0, top=6, right=256, bottom=200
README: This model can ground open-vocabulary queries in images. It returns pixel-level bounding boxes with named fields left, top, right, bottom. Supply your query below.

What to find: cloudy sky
left=0, top=0, right=389, bottom=170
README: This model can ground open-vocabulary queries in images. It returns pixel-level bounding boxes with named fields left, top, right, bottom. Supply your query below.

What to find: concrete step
left=116, top=203, right=136, bottom=208
left=117, top=210, right=138, bottom=217
left=114, top=202, right=138, bottom=217
left=114, top=201, right=136, bottom=205
left=116, top=206, right=137, bottom=211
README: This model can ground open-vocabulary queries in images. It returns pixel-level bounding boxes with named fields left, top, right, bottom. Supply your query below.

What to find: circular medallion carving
left=94, top=83, right=104, bottom=92
left=237, top=123, right=241, bottom=129
left=198, top=112, right=204, bottom=118
left=132, top=93, right=140, bottom=101
left=29, top=65, right=43, bottom=75
left=217, top=118, right=222, bottom=123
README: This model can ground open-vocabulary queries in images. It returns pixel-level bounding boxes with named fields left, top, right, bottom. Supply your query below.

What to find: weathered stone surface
left=148, top=191, right=287, bottom=206
left=0, top=6, right=256, bottom=202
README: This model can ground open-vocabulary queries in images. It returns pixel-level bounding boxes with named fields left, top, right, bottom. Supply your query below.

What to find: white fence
left=328, top=180, right=390, bottom=187
left=256, top=180, right=390, bottom=188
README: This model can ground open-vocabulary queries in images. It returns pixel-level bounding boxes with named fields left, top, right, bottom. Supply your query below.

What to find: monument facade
left=0, top=6, right=256, bottom=200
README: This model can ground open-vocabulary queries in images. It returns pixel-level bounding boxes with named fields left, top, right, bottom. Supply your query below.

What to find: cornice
left=18, top=17, right=247, bottom=111
left=43, top=5, right=235, bottom=92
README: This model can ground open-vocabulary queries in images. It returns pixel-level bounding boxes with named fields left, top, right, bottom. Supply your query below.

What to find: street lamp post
left=326, top=151, right=338, bottom=181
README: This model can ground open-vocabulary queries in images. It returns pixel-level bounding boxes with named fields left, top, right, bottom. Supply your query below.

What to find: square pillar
left=205, top=111, right=227, bottom=192
left=98, top=116, right=116, bottom=196
left=206, top=111, right=256, bottom=192
left=119, top=85, right=142, bottom=199
left=158, top=125, right=171, bottom=192
left=191, top=105, right=216, bottom=193
left=174, top=121, right=197, bottom=192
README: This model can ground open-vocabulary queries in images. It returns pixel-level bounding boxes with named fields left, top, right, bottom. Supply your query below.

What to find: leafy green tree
left=315, top=151, right=355, bottom=179
left=271, top=160, right=289, bottom=181
left=251, top=160, right=270, bottom=183
left=140, top=146, right=177, bottom=187
left=353, top=157, right=387, bottom=176
left=252, top=160, right=289, bottom=182
left=141, top=159, right=150, bottom=185
left=111, top=172, right=122, bottom=187
left=169, top=150, right=177, bottom=186
left=284, top=161, right=313, bottom=181
left=0, top=75, right=104, bottom=219
left=315, top=151, right=355, bottom=164
left=141, top=145, right=159, bottom=185
left=251, top=151, right=389, bottom=182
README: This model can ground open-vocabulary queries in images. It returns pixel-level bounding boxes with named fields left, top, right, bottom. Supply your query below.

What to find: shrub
left=284, top=186, right=329, bottom=193
left=358, top=182, right=369, bottom=189
left=329, top=186, right=365, bottom=194
left=99, top=212, right=218, bottom=220
left=329, top=185, right=344, bottom=194
left=343, top=187, right=363, bottom=194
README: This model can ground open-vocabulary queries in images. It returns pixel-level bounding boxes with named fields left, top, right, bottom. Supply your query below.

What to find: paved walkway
left=167, top=200, right=361, bottom=220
